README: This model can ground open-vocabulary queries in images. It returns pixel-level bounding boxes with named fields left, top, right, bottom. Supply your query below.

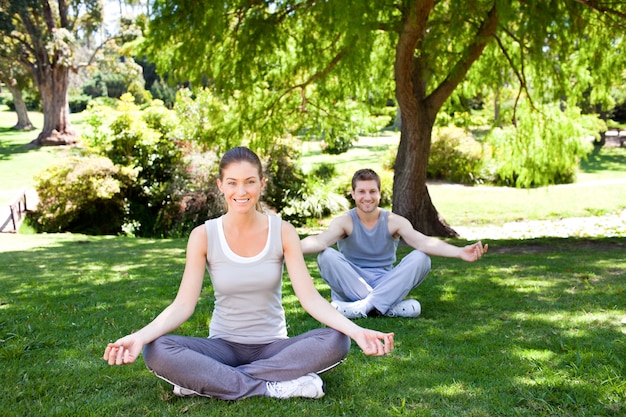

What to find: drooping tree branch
left=427, top=4, right=499, bottom=115
left=266, top=45, right=348, bottom=118
left=493, top=32, right=536, bottom=125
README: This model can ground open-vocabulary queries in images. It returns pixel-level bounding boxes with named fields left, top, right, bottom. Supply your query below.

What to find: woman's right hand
left=103, top=334, right=144, bottom=365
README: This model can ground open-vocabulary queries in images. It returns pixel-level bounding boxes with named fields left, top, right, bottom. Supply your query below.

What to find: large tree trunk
left=31, top=65, right=76, bottom=146
left=5, top=82, right=34, bottom=130
left=393, top=104, right=458, bottom=237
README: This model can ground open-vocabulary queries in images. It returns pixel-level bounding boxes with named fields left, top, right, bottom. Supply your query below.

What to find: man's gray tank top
left=337, top=208, right=398, bottom=270
left=204, top=215, right=288, bottom=344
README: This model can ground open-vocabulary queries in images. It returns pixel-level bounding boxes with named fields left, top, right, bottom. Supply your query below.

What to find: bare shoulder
left=280, top=219, right=300, bottom=242
left=280, top=218, right=297, bottom=234
left=387, top=211, right=410, bottom=226
left=387, top=211, right=413, bottom=235
left=332, top=211, right=353, bottom=231
left=190, top=223, right=207, bottom=239
left=187, top=223, right=208, bottom=252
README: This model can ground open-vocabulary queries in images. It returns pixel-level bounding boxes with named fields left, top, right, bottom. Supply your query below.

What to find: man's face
left=351, top=180, right=380, bottom=214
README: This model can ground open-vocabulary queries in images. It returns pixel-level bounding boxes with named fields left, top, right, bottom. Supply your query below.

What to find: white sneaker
left=386, top=299, right=421, bottom=318
left=266, top=373, right=325, bottom=399
left=172, top=385, right=199, bottom=397
left=331, top=299, right=368, bottom=319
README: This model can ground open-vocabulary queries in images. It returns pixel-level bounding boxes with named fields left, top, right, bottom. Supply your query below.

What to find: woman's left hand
left=460, top=241, right=488, bottom=262
left=353, top=329, right=395, bottom=356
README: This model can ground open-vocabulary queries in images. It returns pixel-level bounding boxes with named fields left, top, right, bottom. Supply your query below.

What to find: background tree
left=0, top=58, right=34, bottom=130
left=0, top=0, right=104, bottom=145
left=141, top=1, right=626, bottom=235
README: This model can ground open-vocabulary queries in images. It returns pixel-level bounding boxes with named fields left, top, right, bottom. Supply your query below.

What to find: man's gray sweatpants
left=317, top=248, right=431, bottom=314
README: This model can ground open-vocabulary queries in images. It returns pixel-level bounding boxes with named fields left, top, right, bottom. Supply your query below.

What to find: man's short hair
left=351, top=169, right=381, bottom=191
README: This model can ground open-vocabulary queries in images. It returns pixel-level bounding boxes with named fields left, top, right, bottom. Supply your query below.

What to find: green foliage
left=174, top=88, right=242, bottom=154
left=281, top=181, right=350, bottom=227
left=320, top=129, right=355, bottom=155
left=102, top=95, right=184, bottom=236
left=309, top=163, right=337, bottom=181
left=486, top=103, right=595, bottom=187
left=82, top=69, right=148, bottom=103
left=80, top=101, right=112, bottom=149
left=149, top=78, right=177, bottom=108
left=155, top=152, right=225, bottom=237
left=378, top=169, right=394, bottom=208
left=143, top=1, right=396, bottom=150
left=68, top=93, right=91, bottom=113
left=81, top=75, right=107, bottom=98
left=382, top=128, right=484, bottom=185
left=140, top=0, right=626, bottom=235
left=428, top=127, right=485, bottom=184
left=33, top=96, right=207, bottom=237
left=262, top=142, right=307, bottom=213
left=28, top=156, right=138, bottom=234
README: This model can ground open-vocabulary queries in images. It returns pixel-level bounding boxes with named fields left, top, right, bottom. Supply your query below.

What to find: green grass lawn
left=0, top=233, right=624, bottom=416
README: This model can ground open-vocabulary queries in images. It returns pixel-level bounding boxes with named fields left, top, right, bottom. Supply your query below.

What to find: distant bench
left=601, top=128, right=626, bottom=147
left=0, top=188, right=28, bottom=233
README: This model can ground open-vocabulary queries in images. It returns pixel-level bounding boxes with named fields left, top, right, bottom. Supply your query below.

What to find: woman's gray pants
left=143, top=328, right=350, bottom=400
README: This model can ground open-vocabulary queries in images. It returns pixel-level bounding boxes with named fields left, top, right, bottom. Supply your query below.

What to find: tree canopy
left=141, top=1, right=626, bottom=235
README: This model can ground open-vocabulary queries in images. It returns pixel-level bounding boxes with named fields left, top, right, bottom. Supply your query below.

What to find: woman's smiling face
left=217, top=161, right=265, bottom=212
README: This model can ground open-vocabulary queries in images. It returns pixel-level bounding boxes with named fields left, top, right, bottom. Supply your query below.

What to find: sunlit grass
left=1, top=234, right=624, bottom=416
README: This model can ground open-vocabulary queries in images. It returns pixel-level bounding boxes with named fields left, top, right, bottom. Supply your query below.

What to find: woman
left=103, top=146, right=394, bottom=400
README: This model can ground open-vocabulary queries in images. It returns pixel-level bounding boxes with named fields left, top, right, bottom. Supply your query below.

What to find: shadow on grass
left=1, top=236, right=624, bottom=416
left=580, top=146, right=626, bottom=173
left=0, top=126, right=40, bottom=161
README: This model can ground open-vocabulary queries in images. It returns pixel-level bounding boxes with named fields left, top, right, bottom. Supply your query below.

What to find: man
left=301, top=168, right=488, bottom=319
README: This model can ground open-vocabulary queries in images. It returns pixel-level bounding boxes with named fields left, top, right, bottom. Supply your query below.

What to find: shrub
left=141, top=100, right=178, bottom=134
left=80, top=102, right=110, bottom=149
left=486, top=103, right=594, bottom=187
left=378, top=170, right=394, bottom=208
left=150, top=79, right=177, bottom=108
left=104, top=99, right=184, bottom=236
left=28, top=156, right=137, bottom=234
left=0, top=91, right=9, bottom=105
left=309, top=163, right=337, bottom=181
left=82, top=75, right=106, bottom=98
left=321, top=130, right=354, bottom=155
left=263, top=143, right=307, bottom=213
left=154, top=151, right=225, bottom=237
left=281, top=181, right=350, bottom=227
left=3, top=91, right=41, bottom=111
left=68, top=94, right=91, bottom=113
left=427, top=127, right=484, bottom=184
